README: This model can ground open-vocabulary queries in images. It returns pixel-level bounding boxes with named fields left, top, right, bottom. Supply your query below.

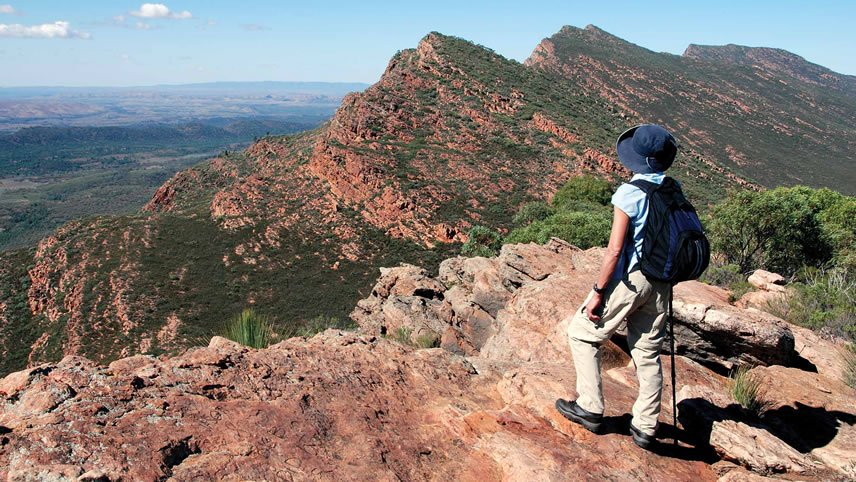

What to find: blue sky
left=1, top=1, right=854, bottom=86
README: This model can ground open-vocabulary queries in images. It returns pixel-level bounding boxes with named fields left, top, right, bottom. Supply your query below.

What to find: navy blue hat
left=616, top=124, right=677, bottom=174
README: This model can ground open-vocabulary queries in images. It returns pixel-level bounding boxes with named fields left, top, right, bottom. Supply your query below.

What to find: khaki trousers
left=567, top=269, right=670, bottom=436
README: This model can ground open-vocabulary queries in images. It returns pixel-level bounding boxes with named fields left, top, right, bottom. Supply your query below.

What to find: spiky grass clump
left=223, top=309, right=273, bottom=349
left=730, top=365, right=770, bottom=416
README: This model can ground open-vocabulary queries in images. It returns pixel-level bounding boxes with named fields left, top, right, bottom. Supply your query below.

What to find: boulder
left=672, top=281, right=796, bottom=370
left=709, top=420, right=811, bottom=474
left=747, top=270, right=786, bottom=293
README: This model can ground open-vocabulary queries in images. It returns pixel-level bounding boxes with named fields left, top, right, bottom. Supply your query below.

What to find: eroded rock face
left=671, top=282, right=796, bottom=371
left=2, top=242, right=854, bottom=481
left=356, top=242, right=802, bottom=373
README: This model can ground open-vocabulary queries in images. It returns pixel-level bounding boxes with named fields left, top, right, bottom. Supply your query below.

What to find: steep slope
left=0, top=31, right=748, bottom=376
left=683, top=43, right=856, bottom=96
left=527, top=25, right=856, bottom=194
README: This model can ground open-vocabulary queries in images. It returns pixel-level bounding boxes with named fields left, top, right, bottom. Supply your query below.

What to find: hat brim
left=616, top=125, right=655, bottom=174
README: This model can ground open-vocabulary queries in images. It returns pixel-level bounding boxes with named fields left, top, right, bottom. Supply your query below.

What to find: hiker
left=555, top=124, right=708, bottom=450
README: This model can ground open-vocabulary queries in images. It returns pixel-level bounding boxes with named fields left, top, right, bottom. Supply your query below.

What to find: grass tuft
left=223, top=308, right=273, bottom=349
left=730, top=365, right=770, bottom=416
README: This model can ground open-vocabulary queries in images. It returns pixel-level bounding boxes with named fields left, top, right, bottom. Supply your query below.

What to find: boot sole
left=629, top=425, right=655, bottom=450
left=555, top=400, right=602, bottom=433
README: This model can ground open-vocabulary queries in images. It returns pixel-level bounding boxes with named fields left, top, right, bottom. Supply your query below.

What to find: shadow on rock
left=762, top=402, right=856, bottom=453
left=678, top=397, right=856, bottom=453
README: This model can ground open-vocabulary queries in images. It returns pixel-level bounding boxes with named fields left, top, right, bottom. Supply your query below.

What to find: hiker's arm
left=585, top=207, right=630, bottom=321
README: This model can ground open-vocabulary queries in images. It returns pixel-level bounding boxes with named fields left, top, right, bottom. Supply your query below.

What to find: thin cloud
left=135, top=21, right=152, bottom=30
left=0, top=5, right=15, bottom=15
left=131, top=3, right=192, bottom=20
left=0, top=21, right=90, bottom=39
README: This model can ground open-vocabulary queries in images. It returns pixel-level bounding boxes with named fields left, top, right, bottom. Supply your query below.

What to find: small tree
left=707, top=187, right=831, bottom=275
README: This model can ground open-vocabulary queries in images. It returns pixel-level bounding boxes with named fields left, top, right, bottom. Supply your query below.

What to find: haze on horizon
left=1, top=0, right=855, bottom=87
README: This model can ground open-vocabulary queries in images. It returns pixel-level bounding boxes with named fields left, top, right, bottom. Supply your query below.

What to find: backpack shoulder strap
left=628, top=178, right=658, bottom=194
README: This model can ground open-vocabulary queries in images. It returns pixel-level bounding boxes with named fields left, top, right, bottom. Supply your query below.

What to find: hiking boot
left=629, top=423, right=656, bottom=450
left=555, top=399, right=603, bottom=433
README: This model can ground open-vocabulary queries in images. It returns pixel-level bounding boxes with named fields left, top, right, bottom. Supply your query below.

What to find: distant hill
left=0, top=81, right=371, bottom=98
left=526, top=25, right=856, bottom=194
left=1, top=26, right=852, bottom=375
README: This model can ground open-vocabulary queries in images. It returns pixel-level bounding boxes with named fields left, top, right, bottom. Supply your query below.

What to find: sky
left=1, top=0, right=855, bottom=87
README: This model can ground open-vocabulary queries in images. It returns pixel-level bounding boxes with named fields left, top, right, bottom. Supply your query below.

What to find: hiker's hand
left=586, top=293, right=603, bottom=322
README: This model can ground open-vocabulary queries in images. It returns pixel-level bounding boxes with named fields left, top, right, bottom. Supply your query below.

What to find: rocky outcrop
left=356, top=241, right=801, bottom=372
left=671, top=282, right=796, bottom=371
left=3, top=242, right=854, bottom=480
left=710, top=420, right=811, bottom=474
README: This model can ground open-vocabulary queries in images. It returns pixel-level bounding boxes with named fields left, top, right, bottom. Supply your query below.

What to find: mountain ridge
left=526, top=25, right=856, bottom=194
left=0, top=26, right=852, bottom=376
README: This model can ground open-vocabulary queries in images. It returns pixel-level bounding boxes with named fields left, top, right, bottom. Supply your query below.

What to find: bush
left=766, top=267, right=855, bottom=340
left=730, top=365, right=770, bottom=416
left=223, top=309, right=272, bottom=349
left=391, top=326, right=412, bottom=345
left=512, top=201, right=554, bottom=226
left=708, top=186, right=855, bottom=276
left=845, top=344, right=856, bottom=389
left=461, top=225, right=502, bottom=257
left=504, top=175, right=613, bottom=248
left=699, top=261, right=743, bottom=288
left=414, top=332, right=441, bottom=348
left=505, top=210, right=611, bottom=248
left=387, top=326, right=440, bottom=349
left=552, top=175, right=612, bottom=210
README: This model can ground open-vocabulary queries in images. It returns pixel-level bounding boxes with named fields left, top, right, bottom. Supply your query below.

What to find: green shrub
left=699, top=262, right=743, bottom=288
left=728, top=281, right=755, bottom=303
left=844, top=344, right=856, bottom=389
left=461, top=225, right=502, bottom=257
left=414, top=332, right=441, bottom=349
left=708, top=186, right=854, bottom=276
left=505, top=210, right=611, bottom=248
left=552, top=175, right=612, bottom=210
left=223, top=309, right=272, bottom=349
left=512, top=201, right=555, bottom=226
left=391, top=326, right=413, bottom=345
left=766, top=267, right=855, bottom=340
left=730, top=365, right=769, bottom=416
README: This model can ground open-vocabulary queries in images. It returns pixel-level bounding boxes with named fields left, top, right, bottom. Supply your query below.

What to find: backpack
left=629, top=177, right=710, bottom=284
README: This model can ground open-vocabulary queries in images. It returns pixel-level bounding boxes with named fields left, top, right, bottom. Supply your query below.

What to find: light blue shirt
left=611, top=172, right=666, bottom=278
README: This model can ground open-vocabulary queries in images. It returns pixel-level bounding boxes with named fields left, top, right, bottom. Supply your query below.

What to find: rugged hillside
left=1, top=243, right=853, bottom=480
left=0, top=32, right=748, bottom=376
left=4, top=24, right=849, bottom=377
left=527, top=25, right=856, bottom=194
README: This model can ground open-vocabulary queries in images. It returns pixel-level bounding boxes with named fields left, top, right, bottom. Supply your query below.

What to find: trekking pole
left=670, top=285, right=678, bottom=446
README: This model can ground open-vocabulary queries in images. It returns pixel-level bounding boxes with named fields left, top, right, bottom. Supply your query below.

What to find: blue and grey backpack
left=630, top=177, right=710, bottom=284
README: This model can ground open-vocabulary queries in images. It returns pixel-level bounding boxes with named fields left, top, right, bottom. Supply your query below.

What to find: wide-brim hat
left=616, top=124, right=677, bottom=174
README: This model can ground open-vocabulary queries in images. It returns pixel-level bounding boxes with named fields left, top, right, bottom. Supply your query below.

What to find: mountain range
left=1, top=25, right=854, bottom=376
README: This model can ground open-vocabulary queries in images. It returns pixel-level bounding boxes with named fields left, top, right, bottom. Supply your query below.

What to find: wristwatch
left=592, top=283, right=606, bottom=295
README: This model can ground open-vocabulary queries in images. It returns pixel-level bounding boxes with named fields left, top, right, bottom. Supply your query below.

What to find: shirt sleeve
left=611, top=183, right=644, bottom=219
